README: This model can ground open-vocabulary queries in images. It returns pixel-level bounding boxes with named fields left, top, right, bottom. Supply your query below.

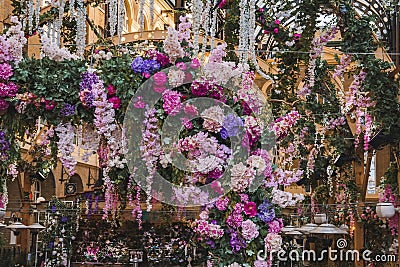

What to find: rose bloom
left=244, top=202, right=257, bottom=217
left=153, top=71, right=167, bottom=86
left=108, top=96, right=121, bottom=109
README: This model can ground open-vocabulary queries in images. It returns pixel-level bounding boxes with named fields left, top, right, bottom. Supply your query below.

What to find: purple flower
left=80, top=72, right=99, bottom=91
left=220, top=114, right=243, bottom=139
left=51, top=205, right=57, bottom=213
left=229, top=231, right=246, bottom=253
left=60, top=103, right=76, bottom=117
left=258, top=200, right=275, bottom=223
left=155, top=52, right=170, bottom=67
left=61, top=216, right=68, bottom=223
left=131, top=57, right=144, bottom=73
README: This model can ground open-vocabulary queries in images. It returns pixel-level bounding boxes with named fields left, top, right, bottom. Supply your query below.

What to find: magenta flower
left=274, top=28, right=279, bottom=34
left=190, top=58, right=200, bottom=69
left=244, top=202, right=257, bottom=217
left=134, top=97, right=145, bottom=109
left=218, top=0, right=227, bottom=8
left=176, top=62, right=187, bottom=71
left=108, top=96, right=121, bottom=109
left=274, top=19, right=280, bottom=25
left=153, top=71, right=167, bottom=86
left=106, top=84, right=116, bottom=96
left=162, top=89, right=182, bottom=115
left=45, top=100, right=56, bottom=111
left=0, top=98, right=9, bottom=111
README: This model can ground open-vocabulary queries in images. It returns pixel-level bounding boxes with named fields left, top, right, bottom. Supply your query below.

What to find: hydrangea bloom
left=258, top=200, right=275, bottom=223
left=230, top=162, right=254, bottom=192
left=241, top=219, right=259, bottom=240
left=220, top=114, right=244, bottom=139
left=162, top=89, right=182, bottom=115
left=201, top=106, right=224, bottom=133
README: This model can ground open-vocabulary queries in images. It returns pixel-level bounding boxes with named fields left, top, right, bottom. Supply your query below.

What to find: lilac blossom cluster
left=79, top=71, right=99, bottom=108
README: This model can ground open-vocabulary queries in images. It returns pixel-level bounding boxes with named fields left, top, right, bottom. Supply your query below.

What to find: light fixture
left=36, top=196, right=46, bottom=203
left=27, top=223, right=46, bottom=232
left=6, top=220, right=27, bottom=235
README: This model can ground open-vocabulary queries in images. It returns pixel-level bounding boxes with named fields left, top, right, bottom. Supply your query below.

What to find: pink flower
left=108, top=96, right=121, bottom=109
left=134, top=97, right=145, bottom=109
left=0, top=82, right=18, bottom=98
left=154, top=86, right=166, bottom=93
left=176, top=62, right=187, bottom=71
left=0, top=63, right=13, bottom=80
left=153, top=71, right=167, bottom=86
left=268, top=218, right=283, bottom=233
left=211, top=180, right=223, bottom=194
left=162, top=89, right=182, bottom=115
left=180, top=117, right=193, bottom=129
left=45, top=100, right=56, bottom=111
left=273, top=28, right=279, bottom=34
left=240, top=194, right=249, bottom=203
left=190, top=58, right=200, bottom=69
left=241, top=219, right=259, bottom=240
left=184, top=103, right=198, bottom=117
left=106, top=84, right=116, bottom=96
left=218, top=0, right=227, bottom=8
left=215, top=197, right=229, bottom=211
left=244, top=202, right=257, bottom=217
left=254, top=260, right=269, bottom=267
left=0, top=98, right=9, bottom=111
left=274, top=19, right=280, bottom=24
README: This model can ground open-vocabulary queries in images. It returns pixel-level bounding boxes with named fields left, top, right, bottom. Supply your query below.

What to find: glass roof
left=255, top=0, right=393, bottom=56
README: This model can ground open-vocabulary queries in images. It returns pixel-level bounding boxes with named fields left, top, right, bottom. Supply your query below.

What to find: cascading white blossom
left=76, top=0, right=86, bottom=56
left=27, top=0, right=34, bottom=34
left=80, top=124, right=100, bottom=162
left=35, top=0, right=41, bottom=32
left=138, top=0, right=145, bottom=32
left=107, top=0, right=118, bottom=37
left=191, top=0, right=203, bottom=56
left=117, top=0, right=125, bottom=42
left=200, top=0, right=211, bottom=63
left=55, top=122, right=77, bottom=176
left=210, top=0, right=218, bottom=50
